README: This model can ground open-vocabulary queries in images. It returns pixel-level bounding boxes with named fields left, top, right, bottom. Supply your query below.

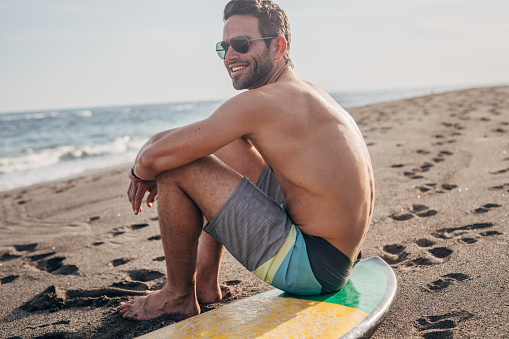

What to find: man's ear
left=273, top=36, right=287, bottom=61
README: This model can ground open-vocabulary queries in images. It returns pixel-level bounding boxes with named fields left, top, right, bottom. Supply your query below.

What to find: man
left=118, top=0, right=374, bottom=321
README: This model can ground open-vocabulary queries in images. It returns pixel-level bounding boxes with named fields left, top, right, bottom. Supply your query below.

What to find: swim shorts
left=203, top=165, right=358, bottom=295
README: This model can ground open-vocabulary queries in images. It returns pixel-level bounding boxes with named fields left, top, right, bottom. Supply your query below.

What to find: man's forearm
left=131, top=127, right=189, bottom=181
left=132, top=135, right=164, bottom=181
left=131, top=115, right=241, bottom=181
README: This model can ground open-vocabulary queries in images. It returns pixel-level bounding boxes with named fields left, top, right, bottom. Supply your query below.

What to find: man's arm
left=132, top=90, right=271, bottom=181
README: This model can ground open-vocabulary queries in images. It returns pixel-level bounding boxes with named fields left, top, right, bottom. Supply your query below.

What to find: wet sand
left=1, top=86, right=508, bottom=338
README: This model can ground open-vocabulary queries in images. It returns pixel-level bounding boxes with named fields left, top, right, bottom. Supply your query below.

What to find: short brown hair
left=223, top=0, right=293, bottom=68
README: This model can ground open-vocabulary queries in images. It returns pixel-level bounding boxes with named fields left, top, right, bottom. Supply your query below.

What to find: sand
left=1, top=86, right=508, bottom=339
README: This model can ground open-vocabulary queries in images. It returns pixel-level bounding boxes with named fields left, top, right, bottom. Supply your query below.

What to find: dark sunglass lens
left=230, top=37, right=249, bottom=54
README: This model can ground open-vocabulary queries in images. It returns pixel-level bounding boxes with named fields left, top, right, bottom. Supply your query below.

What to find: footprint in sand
left=415, top=238, right=435, bottom=247
left=432, top=150, right=453, bottom=163
left=36, top=256, right=79, bottom=275
left=415, top=310, right=474, bottom=339
left=441, top=122, right=464, bottom=131
left=391, top=213, right=414, bottom=221
left=29, top=251, right=56, bottom=261
left=13, top=243, right=38, bottom=252
left=490, top=167, right=509, bottom=175
left=0, top=251, right=22, bottom=261
left=433, top=139, right=457, bottom=146
left=403, top=161, right=434, bottom=180
left=424, top=273, right=470, bottom=292
left=0, top=242, right=40, bottom=262
left=409, top=246, right=453, bottom=267
left=427, top=247, right=453, bottom=259
left=21, top=285, right=145, bottom=312
left=381, top=244, right=410, bottom=265
left=479, top=230, right=502, bottom=236
left=474, top=203, right=501, bottom=214
left=110, top=280, right=150, bottom=291
left=108, top=223, right=150, bottom=237
left=432, top=222, right=497, bottom=240
left=110, top=258, right=133, bottom=267
left=382, top=237, right=453, bottom=268
left=224, top=279, right=242, bottom=286
left=402, top=149, right=453, bottom=180
left=126, top=269, right=164, bottom=282
left=489, top=183, right=509, bottom=192
left=390, top=204, right=438, bottom=221
left=493, top=128, right=508, bottom=134
left=432, top=222, right=503, bottom=248
left=441, top=184, right=458, bottom=191
left=109, top=227, right=126, bottom=237
left=1, top=274, right=20, bottom=284
left=128, top=223, right=150, bottom=231
left=98, top=223, right=153, bottom=244
left=416, top=183, right=458, bottom=194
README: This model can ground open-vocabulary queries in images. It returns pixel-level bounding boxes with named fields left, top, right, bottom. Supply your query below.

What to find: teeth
left=232, top=66, right=246, bottom=72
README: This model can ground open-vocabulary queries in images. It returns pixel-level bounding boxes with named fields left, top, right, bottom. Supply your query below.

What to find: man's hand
left=128, top=170, right=158, bottom=215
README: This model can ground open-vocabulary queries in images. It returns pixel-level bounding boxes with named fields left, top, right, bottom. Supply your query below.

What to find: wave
left=0, top=109, right=95, bottom=122
left=0, top=111, right=60, bottom=122
left=0, top=136, right=147, bottom=174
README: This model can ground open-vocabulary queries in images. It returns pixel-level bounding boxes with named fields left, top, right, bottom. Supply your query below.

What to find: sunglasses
left=216, top=36, right=276, bottom=59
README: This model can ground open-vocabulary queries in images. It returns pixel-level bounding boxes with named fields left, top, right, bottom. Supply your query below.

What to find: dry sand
left=1, top=86, right=508, bottom=338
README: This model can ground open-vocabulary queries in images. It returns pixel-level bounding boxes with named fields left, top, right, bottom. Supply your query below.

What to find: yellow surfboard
left=137, top=256, right=397, bottom=338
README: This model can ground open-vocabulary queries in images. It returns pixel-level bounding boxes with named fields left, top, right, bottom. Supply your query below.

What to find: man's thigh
left=213, top=138, right=265, bottom=183
left=203, top=175, right=292, bottom=272
left=157, top=155, right=244, bottom=223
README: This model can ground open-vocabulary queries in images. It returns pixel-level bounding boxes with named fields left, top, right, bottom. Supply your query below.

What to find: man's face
left=222, top=15, right=275, bottom=90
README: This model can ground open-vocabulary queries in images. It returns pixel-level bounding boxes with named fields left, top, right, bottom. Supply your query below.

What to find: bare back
left=246, top=72, right=374, bottom=259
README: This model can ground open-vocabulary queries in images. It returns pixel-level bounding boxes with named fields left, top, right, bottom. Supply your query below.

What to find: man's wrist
left=131, top=167, right=154, bottom=181
left=131, top=167, right=143, bottom=180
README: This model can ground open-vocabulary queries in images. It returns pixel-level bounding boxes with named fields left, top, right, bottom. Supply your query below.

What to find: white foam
left=75, top=110, right=93, bottom=117
left=0, top=136, right=148, bottom=176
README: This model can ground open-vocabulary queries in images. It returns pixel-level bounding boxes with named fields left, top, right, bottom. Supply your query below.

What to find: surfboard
left=137, top=256, right=397, bottom=339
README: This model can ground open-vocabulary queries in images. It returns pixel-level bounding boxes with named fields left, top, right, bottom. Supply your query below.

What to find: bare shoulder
left=211, top=86, right=278, bottom=122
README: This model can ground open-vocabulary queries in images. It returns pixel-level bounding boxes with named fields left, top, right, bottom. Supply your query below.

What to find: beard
left=231, top=50, right=274, bottom=90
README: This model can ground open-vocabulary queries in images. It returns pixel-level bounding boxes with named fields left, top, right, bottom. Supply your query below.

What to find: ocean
left=0, top=85, right=469, bottom=192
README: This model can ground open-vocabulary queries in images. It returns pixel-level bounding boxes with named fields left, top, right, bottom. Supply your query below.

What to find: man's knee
left=155, top=156, right=218, bottom=185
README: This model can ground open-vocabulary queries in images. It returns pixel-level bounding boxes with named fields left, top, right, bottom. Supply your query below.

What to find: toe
left=118, top=302, right=131, bottom=315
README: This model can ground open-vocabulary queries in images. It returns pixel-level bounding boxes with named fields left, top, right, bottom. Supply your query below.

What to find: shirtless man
left=118, top=0, right=374, bottom=321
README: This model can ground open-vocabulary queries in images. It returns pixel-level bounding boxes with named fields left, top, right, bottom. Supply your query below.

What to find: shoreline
left=1, top=86, right=508, bottom=338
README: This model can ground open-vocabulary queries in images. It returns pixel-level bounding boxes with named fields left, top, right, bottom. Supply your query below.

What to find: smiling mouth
left=230, top=65, right=248, bottom=75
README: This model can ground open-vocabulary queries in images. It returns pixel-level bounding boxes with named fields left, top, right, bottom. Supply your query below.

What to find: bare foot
left=141, top=283, right=231, bottom=304
left=196, top=284, right=231, bottom=304
left=118, top=289, right=199, bottom=321
left=144, top=285, right=230, bottom=304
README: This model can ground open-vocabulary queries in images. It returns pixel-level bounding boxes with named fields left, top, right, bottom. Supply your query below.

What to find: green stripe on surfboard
left=280, top=258, right=387, bottom=314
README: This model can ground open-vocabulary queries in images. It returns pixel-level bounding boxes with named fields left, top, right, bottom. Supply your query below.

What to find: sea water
left=0, top=85, right=468, bottom=192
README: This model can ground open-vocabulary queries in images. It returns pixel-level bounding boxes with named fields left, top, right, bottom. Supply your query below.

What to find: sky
left=1, top=0, right=508, bottom=113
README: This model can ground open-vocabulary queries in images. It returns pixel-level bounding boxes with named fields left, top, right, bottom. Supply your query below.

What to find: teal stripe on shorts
left=271, top=226, right=322, bottom=295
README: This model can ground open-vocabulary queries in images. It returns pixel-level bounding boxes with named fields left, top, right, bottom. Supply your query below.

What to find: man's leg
left=118, top=151, right=260, bottom=320
left=195, top=232, right=225, bottom=303
left=195, top=138, right=265, bottom=303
